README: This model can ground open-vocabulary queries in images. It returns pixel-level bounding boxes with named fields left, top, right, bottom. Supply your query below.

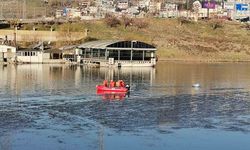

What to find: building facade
left=77, top=40, right=157, bottom=67
left=0, top=45, right=16, bottom=62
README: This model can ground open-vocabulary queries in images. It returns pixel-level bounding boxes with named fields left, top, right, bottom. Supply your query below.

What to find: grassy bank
left=19, top=18, right=250, bottom=61
left=62, top=18, right=250, bottom=61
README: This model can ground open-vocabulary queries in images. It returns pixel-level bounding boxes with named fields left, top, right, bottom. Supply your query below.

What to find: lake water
left=0, top=62, right=250, bottom=150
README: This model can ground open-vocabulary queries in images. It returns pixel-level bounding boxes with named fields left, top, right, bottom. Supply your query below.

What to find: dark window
left=100, top=49, right=106, bottom=57
left=133, top=51, right=143, bottom=60
left=84, top=48, right=91, bottom=58
left=92, top=49, right=99, bottom=58
left=108, top=50, right=119, bottom=60
left=107, top=41, right=155, bottom=49
left=119, top=50, right=131, bottom=60
left=144, top=51, right=152, bottom=60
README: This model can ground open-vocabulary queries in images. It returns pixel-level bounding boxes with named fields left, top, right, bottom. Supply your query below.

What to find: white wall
left=0, top=45, right=16, bottom=53
left=17, top=56, right=41, bottom=63
left=17, top=52, right=44, bottom=63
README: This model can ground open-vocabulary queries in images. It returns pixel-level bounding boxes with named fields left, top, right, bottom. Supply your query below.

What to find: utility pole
left=0, top=0, right=3, bottom=19
left=207, top=7, right=210, bottom=19
left=186, top=0, right=189, bottom=18
left=22, top=0, right=26, bottom=19
left=207, top=0, right=210, bottom=19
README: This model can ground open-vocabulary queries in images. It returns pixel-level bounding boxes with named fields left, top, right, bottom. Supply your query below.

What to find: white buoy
left=192, top=83, right=200, bottom=88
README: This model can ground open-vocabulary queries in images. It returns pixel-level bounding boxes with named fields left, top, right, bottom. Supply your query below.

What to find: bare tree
left=133, top=19, right=148, bottom=29
left=121, top=15, right=133, bottom=29
left=104, top=14, right=121, bottom=28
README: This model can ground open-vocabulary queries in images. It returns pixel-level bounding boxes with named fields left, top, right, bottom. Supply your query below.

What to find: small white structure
left=16, top=49, right=45, bottom=63
left=0, top=45, right=16, bottom=62
left=117, top=0, right=129, bottom=10
left=16, top=42, right=65, bottom=64
left=159, top=3, right=178, bottom=18
left=67, top=8, right=82, bottom=18
left=89, top=6, right=98, bottom=14
left=55, top=10, right=63, bottom=18
left=149, top=2, right=162, bottom=13
left=139, top=0, right=150, bottom=8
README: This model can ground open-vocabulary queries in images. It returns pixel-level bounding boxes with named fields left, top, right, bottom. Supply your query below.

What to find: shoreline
left=158, top=58, right=250, bottom=63
left=1, top=59, right=250, bottom=66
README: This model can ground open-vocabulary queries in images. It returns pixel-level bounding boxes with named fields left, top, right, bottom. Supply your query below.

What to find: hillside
left=5, top=17, right=250, bottom=62
left=71, top=18, right=250, bottom=62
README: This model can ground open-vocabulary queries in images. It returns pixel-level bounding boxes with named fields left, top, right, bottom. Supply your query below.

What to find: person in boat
left=110, top=80, right=115, bottom=88
left=116, top=80, right=121, bottom=87
left=120, top=80, right=125, bottom=87
left=103, top=80, right=108, bottom=87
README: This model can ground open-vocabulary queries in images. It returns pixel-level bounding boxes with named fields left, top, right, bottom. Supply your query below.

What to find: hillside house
left=116, top=0, right=129, bottom=10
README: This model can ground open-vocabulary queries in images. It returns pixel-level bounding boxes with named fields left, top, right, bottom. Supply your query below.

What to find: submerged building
left=77, top=40, right=157, bottom=67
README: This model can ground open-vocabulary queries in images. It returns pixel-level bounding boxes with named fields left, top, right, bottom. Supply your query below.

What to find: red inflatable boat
left=96, top=90, right=127, bottom=101
left=96, top=85, right=129, bottom=93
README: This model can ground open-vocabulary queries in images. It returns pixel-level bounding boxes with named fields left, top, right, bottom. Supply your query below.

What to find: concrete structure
left=16, top=48, right=45, bottom=63
left=159, top=3, right=178, bottom=18
left=0, top=45, right=16, bottom=62
left=16, top=49, right=66, bottom=64
left=149, top=2, right=162, bottom=13
left=16, top=42, right=65, bottom=64
left=55, top=10, right=63, bottom=18
left=139, top=0, right=150, bottom=8
left=117, top=0, right=130, bottom=10
left=0, top=30, right=85, bottom=42
left=79, top=1, right=91, bottom=8
left=77, top=40, right=157, bottom=67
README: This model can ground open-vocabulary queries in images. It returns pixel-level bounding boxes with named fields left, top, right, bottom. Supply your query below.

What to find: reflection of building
left=77, top=40, right=157, bottom=67
left=0, top=64, right=156, bottom=98
left=99, top=67, right=155, bottom=86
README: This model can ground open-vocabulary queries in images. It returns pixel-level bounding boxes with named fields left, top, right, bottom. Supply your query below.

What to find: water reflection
left=96, top=90, right=129, bottom=101
left=0, top=64, right=156, bottom=98
left=154, top=62, right=250, bottom=95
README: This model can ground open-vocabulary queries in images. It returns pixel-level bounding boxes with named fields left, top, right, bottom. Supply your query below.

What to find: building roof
left=17, top=48, right=42, bottom=52
left=78, top=40, right=121, bottom=49
left=59, top=45, right=78, bottom=50
left=44, top=49, right=62, bottom=53
left=77, top=40, right=157, bottom=51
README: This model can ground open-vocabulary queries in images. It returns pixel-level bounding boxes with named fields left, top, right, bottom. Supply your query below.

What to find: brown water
left=0, top=62, right=250, bottom=150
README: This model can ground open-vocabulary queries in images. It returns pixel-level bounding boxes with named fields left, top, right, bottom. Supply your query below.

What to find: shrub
left=209, top=19, right=224, bottom=30
left=133, top=19, right=148, bottom=29
left=241, top=23, right=250, bottom=30
left=177, top=17, right=192, bottom=25
left=104, top=14, right=121, bottom=28
left=84, top=36, right=98, bottom=42
left=121, top=16, right=133, bottom=28
left=59, top=23, right=84, bottom=32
